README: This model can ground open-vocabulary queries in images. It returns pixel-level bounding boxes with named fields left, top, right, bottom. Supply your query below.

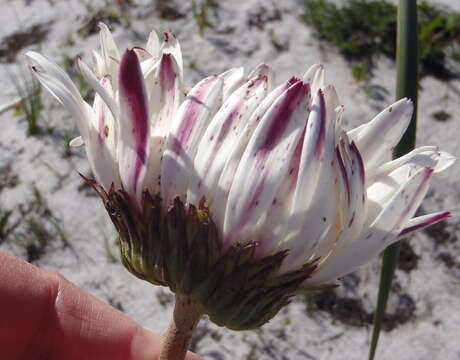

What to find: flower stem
left=160, top=293, right=201, bottom=360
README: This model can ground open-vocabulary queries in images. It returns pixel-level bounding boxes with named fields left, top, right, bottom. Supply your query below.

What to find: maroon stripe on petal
left=216, top=109, right=239, bottom=143
left=397, top=168, right=434, bottom=224
left=336, top=146, right=351, bottom=205
left=119, top=49, right=149, bottom=193
left=350, top=141, right=366, bottom=186
left=286, top=76, right=301, bottom=86
left=249, top=64, right=271, bottom=78
left=172, top=75, right=220, bottom=155
left=313, top=90, right=326, bottom=160
left=242, top=176, right=266, bottom=224
left=399, top=211, right=451, bottom=237
left=259, top=81, right=309, bottom=154
left=288, top=132, right=304, bottom=190
left=159, top=54, right=177, bottom=93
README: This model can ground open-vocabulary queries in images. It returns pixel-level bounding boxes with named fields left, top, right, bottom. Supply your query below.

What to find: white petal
left=302, top=63, right=323, bottom=83
left=369, top=147, right=455, bottom=182
left=161, top=75, right=223, bottom=207
left=280, top=89, right=338, bottom=271
left=348, top=98, right=413, bottom=171
left=144, top=53, right=182, bottom=194
left=334, top=104, right=345, bottom=143
left=26, top=52, right=82, bottom=102
left=26, top=51, right=91, bottom=139
left=141, top=57, right=160, bottom=79
left=146, top=30, right=160, bottom=59
left=336, top=140, right=368, bottom=249
left=149, top=54, right=182, bottom=135
left=223, top=81, right=310, bottom=249
left=291, top=90, right=329, bottom=212
left=87, top=77, right=120, bottom=191
left=247, top=63, right=272, bottom=79
left=253, top=137, right=303, bottom=258
left=69, top=136, right=84, bottom=147
left=133, top=47, right=152, bottom=62
left=98, top=22, right=120, bottom=86
left=308, top=166, right=434, bottom=285
left=365, top=149, right=455, bottom=227
left=77, top=57, right=118, bottom=119
left=221, top=67, right=245, bottom=100
left=433, top=152, right=457, bottom=172
left=187, top=73, right=272, bottom=208
left=309, top=65, right=325, bottom=95
left=212, top=77, right=302, bottom=232
left=314, top=138, right=367, bottom=265
left=91, top=50, right=105, bottom=78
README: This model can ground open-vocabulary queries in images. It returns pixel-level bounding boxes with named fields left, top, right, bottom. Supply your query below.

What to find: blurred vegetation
left=302, top=0, right=460, bottom=81
left=192, top=0, right=219, bottom=35
left=0, top=183, right=70, bottom=263
left=9, top=68, right=45, bottom=136
left=79, top=1, right=132, bottom=36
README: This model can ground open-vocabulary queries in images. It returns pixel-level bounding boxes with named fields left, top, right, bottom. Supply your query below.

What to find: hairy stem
left=160, top=293, right=201, bottom=360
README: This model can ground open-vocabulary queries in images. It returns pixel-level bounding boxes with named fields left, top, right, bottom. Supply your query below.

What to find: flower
left=27, top=23, right=455, bottom=330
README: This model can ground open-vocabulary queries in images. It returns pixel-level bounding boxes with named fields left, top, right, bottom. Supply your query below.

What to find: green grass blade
left=369, top=1, right=418, bottom=359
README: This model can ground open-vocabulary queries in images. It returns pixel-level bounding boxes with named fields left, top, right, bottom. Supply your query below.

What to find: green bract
left=89, top=179, right=319, bottom=330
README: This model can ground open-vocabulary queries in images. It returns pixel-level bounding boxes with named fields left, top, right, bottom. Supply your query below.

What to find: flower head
left=27, top=23, right=455, bottom=330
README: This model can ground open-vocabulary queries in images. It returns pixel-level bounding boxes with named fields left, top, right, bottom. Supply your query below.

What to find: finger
left=0, top=251, right=201, bottom=360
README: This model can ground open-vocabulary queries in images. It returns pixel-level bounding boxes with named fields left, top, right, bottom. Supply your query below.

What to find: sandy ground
left=1, top=0, right=460, bottom=359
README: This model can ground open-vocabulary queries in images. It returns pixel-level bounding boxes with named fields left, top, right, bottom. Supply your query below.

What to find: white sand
left=1, top=0, right=459, bottom=359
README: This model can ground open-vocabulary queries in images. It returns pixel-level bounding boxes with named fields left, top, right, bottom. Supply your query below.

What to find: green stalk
left=368, top=1, right=418, bottom=359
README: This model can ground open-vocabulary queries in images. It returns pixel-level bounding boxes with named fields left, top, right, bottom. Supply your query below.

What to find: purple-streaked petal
left=212, top=77, right=302, bottom=231
left=187, top=73, right=272, bottom=208
left=307, top=166, right=434, bottom=285
left=149, top=54, right=182, bottom=133
left=160, top=31, right=183, bottom=80
left=398, top=211, right=451, bottom=238
left=291, top=90, right=328, bottom=211
left=365, top=149, right=455, bottom=227
left=223, top=81, right=310, bottom=248
left=254, top=135, right=304, bottom=258
left=161, top=75, right=223, bottom=207
left=280, top=89, right=338, bottom=271
left=247, top=63, right=272, bottom=79
left=326, top=139, right=367, bottom=256
left=335, top=105, right=345, bottom=139
left=117, top=49, right=149, bottom=206
left=144, top=53, right=182, bottom=194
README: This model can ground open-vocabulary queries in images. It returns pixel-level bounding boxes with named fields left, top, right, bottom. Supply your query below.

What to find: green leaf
left=369, top=1, right=418, bottom=359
